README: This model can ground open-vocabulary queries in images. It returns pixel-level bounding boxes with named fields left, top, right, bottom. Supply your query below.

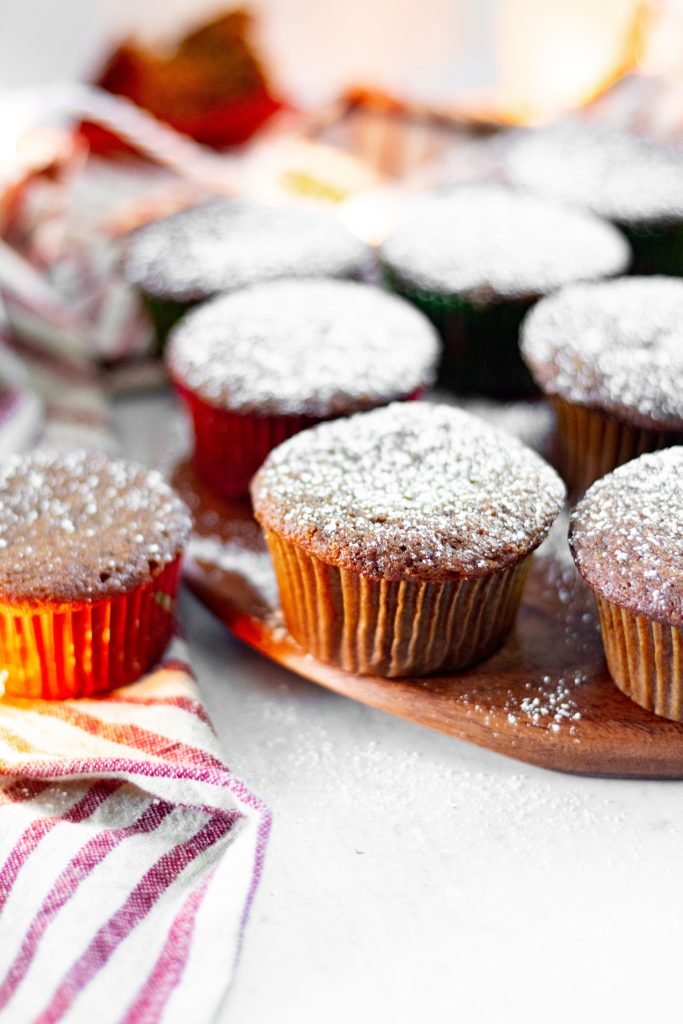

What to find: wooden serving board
left=174, top=459, right=683, bottom=779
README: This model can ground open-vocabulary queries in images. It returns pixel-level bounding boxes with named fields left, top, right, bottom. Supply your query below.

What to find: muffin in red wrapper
left=0, top=449, right=191, bottom=700
left=166, top=278, right=440, bottom=500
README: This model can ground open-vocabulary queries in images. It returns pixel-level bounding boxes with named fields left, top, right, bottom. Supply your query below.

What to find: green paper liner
left=622, top=222, right=683, bottom=277
left=141, top=292, right=197, bottom=353
left=595, top=594, right=683, bottom=722
left=383, top=269, right=536, bottom=398
left=265, top=531, right=531, bottom=677
left=551, top=396, right=683, bottom=496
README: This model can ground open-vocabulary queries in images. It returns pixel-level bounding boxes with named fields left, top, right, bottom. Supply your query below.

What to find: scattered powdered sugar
left=245, top=690, right=641, bottom=864
left=188, top=535, right=279, bottom=608
left=167, top=279, right=440, bottom=417
left=450, top=539, right=598, bottom=741
left=522, top=276, right=683, bottom=430
left=379, top=184, right=629, bottom=299
left=0, top=449, right=191, bottom=605
left=570, top=448, right=683, bottom=622
left=508, top=633, right=588, bottom=736
left=123, top=197, right=370, bottom=303
left=504, top=123, right=683, bottom=225
left=252, top=402, right=565, bottom=580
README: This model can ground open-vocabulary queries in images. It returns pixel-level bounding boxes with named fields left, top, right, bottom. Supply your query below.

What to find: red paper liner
left=596, top=594, right=683, bottom=722
left=265, top=531, right=530, bottom=677
left=551, top=396, right=683, bottom=496
left=174, top=382, right=426, bottom=500
left=0, top=557, right=182, bottom=700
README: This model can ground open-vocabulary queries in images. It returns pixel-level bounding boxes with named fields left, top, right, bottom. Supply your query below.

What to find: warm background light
left=497, top=0, right=649, bottom=122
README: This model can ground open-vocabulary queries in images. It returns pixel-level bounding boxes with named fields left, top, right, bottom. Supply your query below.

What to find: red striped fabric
left=0, top=647, right=270, bottom=1024
left=0, top=150, right=270, bottom=1023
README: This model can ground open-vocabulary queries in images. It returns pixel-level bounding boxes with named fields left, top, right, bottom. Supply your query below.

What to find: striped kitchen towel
left=0, top=644, right=270, bottom=1024
left=0, top=141, right=270, bottom=1022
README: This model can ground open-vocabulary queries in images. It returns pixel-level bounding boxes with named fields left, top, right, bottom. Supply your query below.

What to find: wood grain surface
left=174, top=459, right=683, bottom=778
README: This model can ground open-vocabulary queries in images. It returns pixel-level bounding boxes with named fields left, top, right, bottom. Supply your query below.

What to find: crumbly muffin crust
left=0, top=449, right=191, bottom=608
left=522, top=277, right=683, bottom=431
left=379, top=184, right=629, bottom=302
left=123, top=198, right=370, bottom=303
left=167, top=279, right=440, bottom=417
left=505, top=124, right=683, bottom=227
left=252, top=402, right=565, bottom=581
left=570, top=448, right=683, bottom=624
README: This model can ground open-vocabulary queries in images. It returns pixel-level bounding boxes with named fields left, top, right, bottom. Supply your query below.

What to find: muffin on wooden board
left=504, top=124, right=683, bottom=276
left=122, top=197, right=371, bottom=346
left=521, top=276, right=683, bottom=495
left=251, top=402, right=565, bottom=678
left=0, top=449, right=191, bottom=699
left=570, top=448, right=683, bottom=721
left=167, top=278, right=440, bottom=499
left=379, top=184, right=629, bottom=397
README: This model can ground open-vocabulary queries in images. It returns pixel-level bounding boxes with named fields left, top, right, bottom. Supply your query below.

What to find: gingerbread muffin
left=0, top=449, right=191, bottom=699
left=167, top=278, right=440, bottom=499
left=570, top=448, right=683, bottom=721
left=521, top=276, right=683, bottom=495
left=379, top=184, right=629, bottom=397
left=504, top=124, right=683, bottom=275
left=123, top=197, right=371, bottom=345
left=251, top=402, right=565, bottom=677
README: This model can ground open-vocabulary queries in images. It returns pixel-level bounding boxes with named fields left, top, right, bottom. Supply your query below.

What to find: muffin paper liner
left=595, top=595, right=683, bottom=722
left=551, top=396, right=683, bottom=496
left=175, top=381, right=425, bottom=501
left=623, top=222, right=683, bottom=277
left=265, top=531, right=530, bottom=677
left=141, top=291, right=196, bottom=353
left=384, top=270, right=535, bottom=397
left=175, top=382, right=321, bottom=500
left=0, top=557, right=182, bottom=699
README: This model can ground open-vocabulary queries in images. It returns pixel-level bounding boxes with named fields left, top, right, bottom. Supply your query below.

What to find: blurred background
left=3, top=0, right=683, bottom=117
left=2, top=0, right=683, bottom=411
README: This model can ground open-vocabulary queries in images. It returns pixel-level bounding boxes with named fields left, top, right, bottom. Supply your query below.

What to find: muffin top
left=252, top=402, right=565, bottom=581
left=504, top=124, right=683, bottom=227
left=379, top=184, right=629, bottom=302
left=0, top=449, right=191, bottom=608
left=122, top=198, right=370, bottom=303
left=522, top=277, right=683, bottom=431
left=167, top=279, right=440, bottom=417
left=570, top=448, right=683, bottom=624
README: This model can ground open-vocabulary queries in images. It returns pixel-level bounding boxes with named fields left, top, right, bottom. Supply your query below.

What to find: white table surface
left=115, top=390, right=683, bottom=1024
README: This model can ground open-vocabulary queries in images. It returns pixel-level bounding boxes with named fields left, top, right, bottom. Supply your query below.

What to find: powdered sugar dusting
left=252, top=402, right=565, bottom=581
left=167, top=279, right=440, bottom=416
left=522, top=277, right=683, bottom=430
left=0, top=449, right=191, bottom=606
left=570, top=447, right=683, bottom=623
left=123, top=198, right=370, bottom=303
left=379, top=184, right=629, bottom=299
left=505, top=124, right=683, bottom=225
